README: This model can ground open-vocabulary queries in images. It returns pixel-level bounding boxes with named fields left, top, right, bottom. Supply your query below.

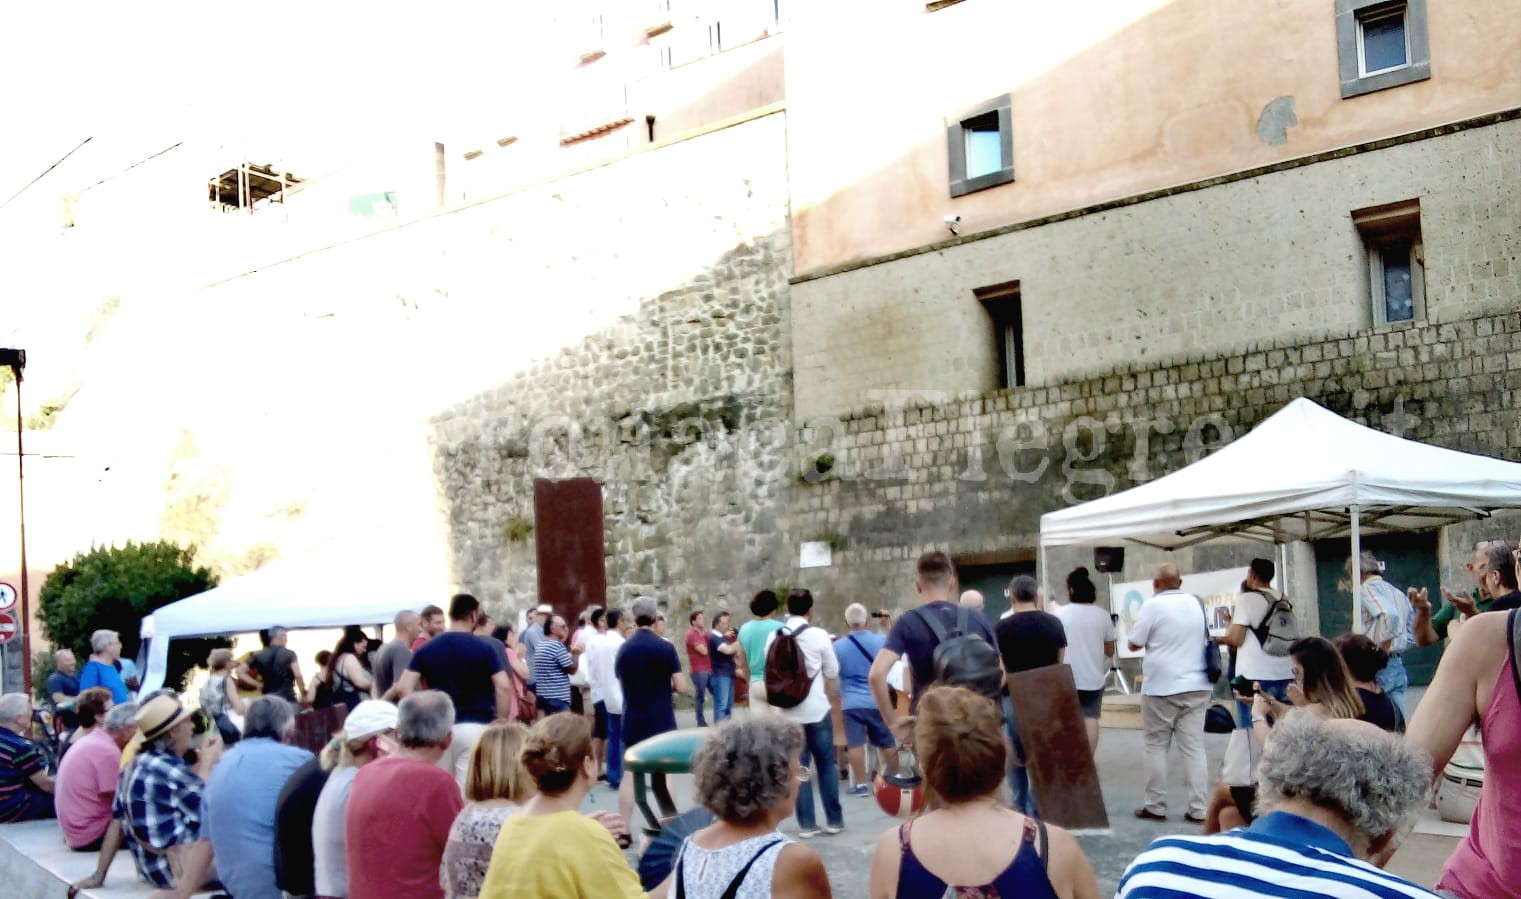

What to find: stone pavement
left=609, top=691, right=1458, bottom=897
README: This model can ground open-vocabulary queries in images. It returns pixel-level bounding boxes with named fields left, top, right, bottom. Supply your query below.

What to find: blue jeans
left=1235, top=678, right=1295, bottom=729
left=537, top=696, right=571, bottom=715
left=691, top=672, right=711, bottom=726
left=606, top=712, right=624, bottom=788
left=796, top=717, right=844, bottom=830
left=1002, top=696, right=1038, bottom=818
left=711, top=674, right=734, bottom=722
left=1376, top=657, right=1409, bottom=717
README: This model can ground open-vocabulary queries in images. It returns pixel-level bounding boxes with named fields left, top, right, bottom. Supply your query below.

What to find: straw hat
left=136, top=694, right=195, bottom=743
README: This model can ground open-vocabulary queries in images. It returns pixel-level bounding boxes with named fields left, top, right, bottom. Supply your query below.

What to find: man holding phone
left=1217, top=560, right=1295, bottom=728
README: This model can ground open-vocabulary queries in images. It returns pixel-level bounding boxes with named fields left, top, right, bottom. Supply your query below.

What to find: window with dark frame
left=1352, top=200, right=1425, bottom=326
left=1335, top=0, right=1429, bottom=99
left=976, top=281, right=1025, bottom=389
left=947, top=95, right=1013, bottom=198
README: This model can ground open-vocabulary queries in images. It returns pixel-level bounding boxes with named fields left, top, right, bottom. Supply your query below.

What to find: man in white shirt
left=1128, top=562, right=1212, bottom=824
left=765, top=589, right=843, bottom=837
left=583, top=609, right=628, bottom=790
left=1217, top=558, right=1295, bottom=728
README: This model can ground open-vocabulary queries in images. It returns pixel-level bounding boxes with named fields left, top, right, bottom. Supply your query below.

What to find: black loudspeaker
left=1094, top=546, right=1125, bottom=573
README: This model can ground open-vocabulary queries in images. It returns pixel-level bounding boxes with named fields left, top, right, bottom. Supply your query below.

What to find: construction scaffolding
left=208, top=162, right=303, bottom=213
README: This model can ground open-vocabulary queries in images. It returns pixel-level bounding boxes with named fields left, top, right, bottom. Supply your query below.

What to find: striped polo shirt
left=1118, top=811, right=1441, bottom=898
left=532, top=639, right=575, bottom=704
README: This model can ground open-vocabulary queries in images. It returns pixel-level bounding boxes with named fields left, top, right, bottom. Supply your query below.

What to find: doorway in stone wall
left=1312, top=531, right=1443, bottom=687
left=954, top=549, right=1037, bottom=621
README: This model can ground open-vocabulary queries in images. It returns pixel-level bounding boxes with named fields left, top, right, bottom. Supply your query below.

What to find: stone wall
left=790, top=117, right=1521, bottom=422
left=783, top=307, right=1521, bottom=618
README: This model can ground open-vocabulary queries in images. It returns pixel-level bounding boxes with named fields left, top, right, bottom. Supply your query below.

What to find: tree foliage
left=38, top=541, right=222, bottom=691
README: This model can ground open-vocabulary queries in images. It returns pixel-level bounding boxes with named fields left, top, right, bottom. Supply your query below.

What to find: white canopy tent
left=138, top=558, right=446, bottom=693
left=1039, top=398, right=1521, bottom=630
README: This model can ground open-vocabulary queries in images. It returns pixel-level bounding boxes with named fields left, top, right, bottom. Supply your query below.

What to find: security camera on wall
left=944, top=214, right=960, bottom=235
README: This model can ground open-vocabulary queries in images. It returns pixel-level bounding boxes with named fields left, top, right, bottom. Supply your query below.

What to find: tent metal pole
left=1350, top=505, right=1363, bottom=634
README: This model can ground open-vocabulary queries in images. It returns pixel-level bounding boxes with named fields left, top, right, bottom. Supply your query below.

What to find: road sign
left=0, top=582, right=15, bottom=611
left=0, top=611, right=16, bottom=645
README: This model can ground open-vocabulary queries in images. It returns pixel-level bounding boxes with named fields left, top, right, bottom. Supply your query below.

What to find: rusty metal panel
left=533, top=478, right=606, bottom=624
left=1006, top=664, right=1109, bottom=830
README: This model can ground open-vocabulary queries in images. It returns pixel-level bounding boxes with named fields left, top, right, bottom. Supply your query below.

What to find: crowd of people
left=0, top=543, right=1515, bottom=897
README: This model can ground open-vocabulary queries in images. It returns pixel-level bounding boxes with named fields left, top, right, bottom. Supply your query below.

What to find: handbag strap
left=676, top=838, right=785, bottom=899
left=847, top=634, right=875, bottom=666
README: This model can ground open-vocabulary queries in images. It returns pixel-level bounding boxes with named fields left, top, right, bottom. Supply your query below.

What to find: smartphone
left=1230, top=675, right=1255, bottom=696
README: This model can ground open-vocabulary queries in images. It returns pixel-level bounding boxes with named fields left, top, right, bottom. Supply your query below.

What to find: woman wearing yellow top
left=478, top=713, right=642, bottom=899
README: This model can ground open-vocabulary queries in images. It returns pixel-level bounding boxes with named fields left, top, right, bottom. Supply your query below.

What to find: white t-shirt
left=312, top=765, right=359, bottom=898
left=764, top=617, right=839, bottom=726
left=583, top=631, right=625, bottom=714
left=1128, top=590, right=1212, bottom=697
left=1053, top=602, right=1117, bottom=691
left=1232, top=589, right=1295, bottom=682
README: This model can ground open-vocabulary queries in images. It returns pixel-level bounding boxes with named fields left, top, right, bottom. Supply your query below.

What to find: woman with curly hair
left=477, top=714, right=636, bottom=898
left=654, top=716, right=831, bottom=898
left=868, top=686, right=1100, bottom=899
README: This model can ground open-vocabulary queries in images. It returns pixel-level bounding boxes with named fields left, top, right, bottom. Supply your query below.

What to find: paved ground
left=601, top=689, right=1457, bottom=897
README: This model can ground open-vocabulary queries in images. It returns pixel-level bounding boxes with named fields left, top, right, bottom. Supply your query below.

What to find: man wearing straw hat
left=112, top=692, right=223, bottom=897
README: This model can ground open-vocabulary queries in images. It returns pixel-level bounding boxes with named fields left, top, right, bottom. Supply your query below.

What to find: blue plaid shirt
left=114, top=748, right=205, bottom=889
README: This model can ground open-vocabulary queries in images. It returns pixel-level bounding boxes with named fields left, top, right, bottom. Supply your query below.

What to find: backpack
left=1248, top=591, right=1302, bottom=657
left=915, top=606, right=1005, bottom=701
left=763, top=623, right=814, bottom=709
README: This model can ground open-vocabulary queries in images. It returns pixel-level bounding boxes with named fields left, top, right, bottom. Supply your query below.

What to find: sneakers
left=822, top=823, right=845, bottom=835
left=797, top=827, right=822, bottom=838
left=849, top=784, right=872, bottom=796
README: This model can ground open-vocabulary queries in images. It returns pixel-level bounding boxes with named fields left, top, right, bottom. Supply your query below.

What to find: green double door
left=1312, top=531, right=1444, bottom=686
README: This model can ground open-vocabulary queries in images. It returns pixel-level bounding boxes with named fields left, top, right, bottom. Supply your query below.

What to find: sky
left=0, top=2, right=568, bottom=208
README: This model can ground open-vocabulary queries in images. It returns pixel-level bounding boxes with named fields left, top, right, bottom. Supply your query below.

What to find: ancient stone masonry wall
left=783, top=309, right=1521, bottom=617
left=430, top=117, right=799, bottom=616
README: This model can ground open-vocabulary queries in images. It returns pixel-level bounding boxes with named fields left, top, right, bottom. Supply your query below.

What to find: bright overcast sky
left=0, top=2, right=561, bottom=203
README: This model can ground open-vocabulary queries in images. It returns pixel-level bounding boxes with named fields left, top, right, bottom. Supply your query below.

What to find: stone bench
left=0, top=820, right=216, bottom=899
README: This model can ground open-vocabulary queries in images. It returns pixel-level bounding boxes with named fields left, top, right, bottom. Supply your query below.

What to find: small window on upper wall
left=975, top=281, right=1025, bottom=389
left=1336, top=0, right=1430, bottom=99
left=947, top=95, right=1013, bottom=198
left=1353, top=200, right=1425, bottom=326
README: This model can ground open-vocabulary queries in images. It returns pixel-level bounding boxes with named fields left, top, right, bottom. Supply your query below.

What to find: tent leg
left=1350, top=505, right=1363, bottom=635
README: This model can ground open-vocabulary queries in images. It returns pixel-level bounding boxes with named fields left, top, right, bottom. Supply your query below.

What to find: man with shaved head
left=373, top=610, right=422, bottom=698
left=958, top=589, right=985, bottom=611
left=1127, top=561, right=1212, bottom=824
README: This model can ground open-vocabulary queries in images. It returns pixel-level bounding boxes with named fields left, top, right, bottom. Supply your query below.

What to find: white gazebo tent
left=138, top=558, right=445, bottom=693
left=1039, top=398, right=1521, bottom=630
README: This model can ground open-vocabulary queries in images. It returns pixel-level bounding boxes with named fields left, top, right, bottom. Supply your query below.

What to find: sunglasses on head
left=1475, top=539, right=1510, bottom=551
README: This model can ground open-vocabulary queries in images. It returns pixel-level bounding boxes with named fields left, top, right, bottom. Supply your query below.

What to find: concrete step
left=1101, top=692, right=1143, bottom=730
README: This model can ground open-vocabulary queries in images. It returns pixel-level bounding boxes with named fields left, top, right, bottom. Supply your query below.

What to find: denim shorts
left=842, top=707, right=896, bottom=749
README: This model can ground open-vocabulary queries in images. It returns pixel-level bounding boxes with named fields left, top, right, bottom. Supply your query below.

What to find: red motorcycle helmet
left=873, top=749, right=925, bottom=819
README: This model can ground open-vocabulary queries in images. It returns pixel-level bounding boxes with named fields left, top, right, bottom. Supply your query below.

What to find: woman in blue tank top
left=867, top=686, right=1101, bottom=899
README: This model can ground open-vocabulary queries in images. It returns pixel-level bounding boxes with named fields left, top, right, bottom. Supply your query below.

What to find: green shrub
left=38, top=541, right=223, bottom=691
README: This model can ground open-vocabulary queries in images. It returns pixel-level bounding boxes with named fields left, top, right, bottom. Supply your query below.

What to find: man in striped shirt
left=532, top=614, right=580, bottom=715
left=1118, top=713, right=1439, bottom=898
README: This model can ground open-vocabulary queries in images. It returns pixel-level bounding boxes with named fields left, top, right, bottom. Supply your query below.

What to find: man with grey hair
left=250, top=625, right=305, bottom=706
left=79, top=629, right=130, bottom=704
left=1354, top=550, right=1415, bottom=715
left=346, top=691, right=463, bottom=898
left=373, top=609, right=422, bottom=698
left=55, top=701, right=136, bottom=849
left=203, top=695, right=312, bottom=899
left=834, top=602, right=898, bottom=793
left=1119, top=713, right=1440, bottom=897
left=0, top=692, right=54, bottom=822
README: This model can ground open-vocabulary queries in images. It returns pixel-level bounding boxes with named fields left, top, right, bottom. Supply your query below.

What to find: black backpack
left=916, top=606, right=1004, bottom=701
left=763, top=623, right=814, bottom=709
